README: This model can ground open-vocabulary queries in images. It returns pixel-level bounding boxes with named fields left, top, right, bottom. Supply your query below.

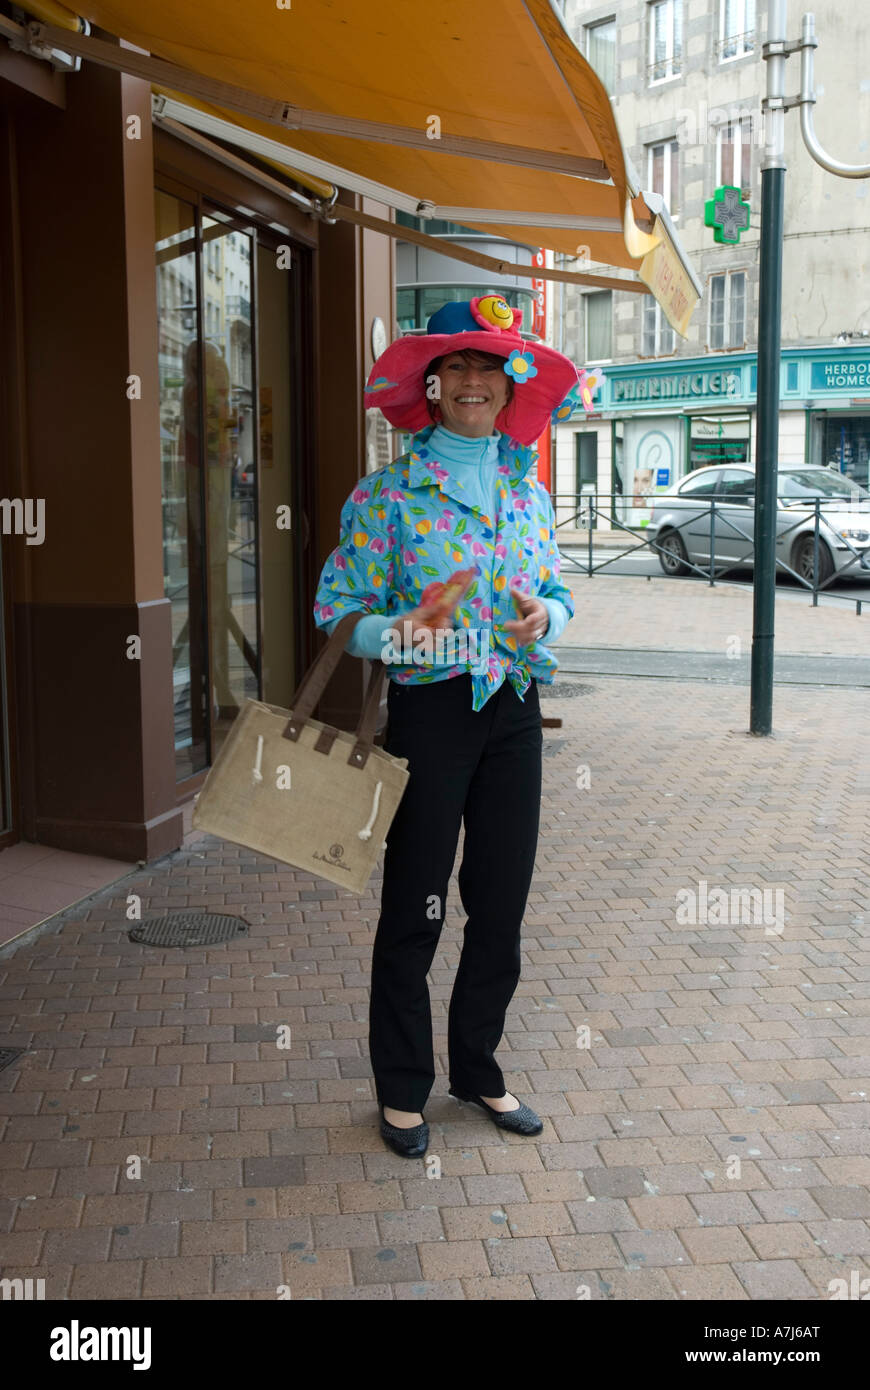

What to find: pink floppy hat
left=364, top=295, right=584, bottom=447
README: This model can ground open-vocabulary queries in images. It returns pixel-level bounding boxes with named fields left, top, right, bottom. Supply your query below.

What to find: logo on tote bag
left=314, top=843, right=350, bottom=871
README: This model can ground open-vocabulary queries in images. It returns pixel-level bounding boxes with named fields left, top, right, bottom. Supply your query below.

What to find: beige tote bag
left=192, top=613, right=409, bottom=892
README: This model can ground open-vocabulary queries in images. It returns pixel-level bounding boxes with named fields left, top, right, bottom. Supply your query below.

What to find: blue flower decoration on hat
left=504, top=349, right=537, bottom=383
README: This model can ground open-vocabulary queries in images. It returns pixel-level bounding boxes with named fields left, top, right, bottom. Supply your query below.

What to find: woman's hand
left=394, top=603, right=456, bottom=648
left=504, top=594, right=549, bottom=647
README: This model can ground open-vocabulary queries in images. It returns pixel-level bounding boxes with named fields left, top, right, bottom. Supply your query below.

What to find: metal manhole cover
left=0, top=1047, right=24, bottom=1074
left=541, top=682, right=596, bottom=698
left=129, top=912, right=249, bottom=947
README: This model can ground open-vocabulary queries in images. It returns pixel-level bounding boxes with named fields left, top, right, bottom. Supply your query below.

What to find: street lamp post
left=750, top=4, right=870, bottom=735
left=750, top=0, right=787, bottom=735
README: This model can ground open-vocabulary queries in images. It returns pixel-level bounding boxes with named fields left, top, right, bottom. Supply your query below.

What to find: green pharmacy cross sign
left=705, top=185, right=751, bottom=244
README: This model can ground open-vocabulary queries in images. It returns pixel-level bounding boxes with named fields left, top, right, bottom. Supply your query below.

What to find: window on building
left=716, top=118, right=754, bottom=192
left=575, top=432, right=598, bottom=496
left=642, top=300, right=675, bottom=356
left=647, top=139, right=680, bottom=217
left=585, top=18, right=617, bottom=93
left=709, top=270, right=747, bottom=350
left=585, top=291, right=612, bottom=361
left=649, top=0, right=682, bottom=83
left=719, top=0, right=756, bottom=61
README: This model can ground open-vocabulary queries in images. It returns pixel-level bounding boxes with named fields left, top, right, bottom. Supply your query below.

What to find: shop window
left=642, top=300, right=676, bottom=357
left=690, top=415, right=751, bottom=468
left=585, top=17, right=617, bottom=93
left=821, top=415, right=870, bottom=487
left=648, top=0, right=682, bottom=83
left=585, top=291, right=612, bottom=361
left=718, top=0, right=756, bottom=60
left=648, top=139, right=680, bottom=218
left=709, top=271, right=746, bottom=350
left=786, top=361, right=799, bottom=391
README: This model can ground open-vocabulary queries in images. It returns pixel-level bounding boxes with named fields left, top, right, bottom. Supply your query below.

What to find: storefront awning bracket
left=151, top=103, right=648, bottom=298
left=17, top=16, right=614, bottom=183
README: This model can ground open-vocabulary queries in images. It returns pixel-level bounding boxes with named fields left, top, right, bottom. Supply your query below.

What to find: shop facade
left=0, top=35, right=393, bottom=860
left=553, top=344, right=870, bottom=532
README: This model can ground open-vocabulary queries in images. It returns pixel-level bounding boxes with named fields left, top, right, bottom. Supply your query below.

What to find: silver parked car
left=646, top=463, right=870, bottom=583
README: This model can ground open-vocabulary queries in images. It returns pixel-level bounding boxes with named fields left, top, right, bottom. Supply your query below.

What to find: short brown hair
left=423, top=348, right=514, bottom=421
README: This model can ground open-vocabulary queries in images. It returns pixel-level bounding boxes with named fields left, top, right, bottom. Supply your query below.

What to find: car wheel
left=657, top=529, right=690, bottom=576
left=794, top=534, right=834, bottom=586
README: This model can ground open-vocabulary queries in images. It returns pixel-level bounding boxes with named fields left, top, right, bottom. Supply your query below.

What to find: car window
left=678, top=470, right=721, bottom=497
left=718, top=469, right=755, bottom=502
left=778, top=469, right=870, bottom=501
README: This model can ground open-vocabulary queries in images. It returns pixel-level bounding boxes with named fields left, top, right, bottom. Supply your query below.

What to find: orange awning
left=12, top=0, right=702, bottom=329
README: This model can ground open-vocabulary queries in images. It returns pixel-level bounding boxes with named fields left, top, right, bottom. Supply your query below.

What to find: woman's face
left=435, top=352, right=510, bottom=438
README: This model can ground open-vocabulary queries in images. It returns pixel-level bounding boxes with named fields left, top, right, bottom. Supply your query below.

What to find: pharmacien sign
left=611, top=369, right=742, bottom=403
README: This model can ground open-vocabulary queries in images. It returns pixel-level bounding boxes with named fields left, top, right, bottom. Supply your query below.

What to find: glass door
left=155, top=190, right=210, bottom=780
left=156, top=189, right=304, bottom=781
left=201, top=208, right=260, bottom=756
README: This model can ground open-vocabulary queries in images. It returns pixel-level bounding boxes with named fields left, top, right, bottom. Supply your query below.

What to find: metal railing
left=551, top=492, right=870, bottom=612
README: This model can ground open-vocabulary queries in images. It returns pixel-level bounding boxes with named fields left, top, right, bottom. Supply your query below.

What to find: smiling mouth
left=455, top=395, right=488, bottom=404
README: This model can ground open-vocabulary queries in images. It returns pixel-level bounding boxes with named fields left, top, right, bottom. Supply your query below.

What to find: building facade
left=553, top=0, right=870, bottom=530
left=0, top=26, right=394, bottom=860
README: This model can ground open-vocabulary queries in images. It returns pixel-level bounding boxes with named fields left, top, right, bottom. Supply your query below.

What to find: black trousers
left=370, top=672, right=543, bottom=1111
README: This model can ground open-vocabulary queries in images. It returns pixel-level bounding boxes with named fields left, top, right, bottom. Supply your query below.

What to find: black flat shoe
left=449, top=1087, right=543, bottom=1135
left=379, top=1104, right=429, bottom=1158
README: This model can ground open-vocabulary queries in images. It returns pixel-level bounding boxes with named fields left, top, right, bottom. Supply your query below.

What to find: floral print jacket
left=313, top=423, right=575, bottom=712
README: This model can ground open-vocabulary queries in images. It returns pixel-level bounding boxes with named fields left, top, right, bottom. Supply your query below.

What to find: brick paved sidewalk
left=1, top=665, right=869, bottom=1299
left=559, top=573, right=867, bottom=657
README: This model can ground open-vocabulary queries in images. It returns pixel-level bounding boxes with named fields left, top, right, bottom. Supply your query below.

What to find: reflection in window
left=717, top=118, right=754, bottom=191
left=720, top=0, right=756, bottom=61
left=642, top=300, right=676, bottom=357
left=649, top=0, right=682, bottom=83
left=202, top=213, right=259, bottom=757
left=155, top=190, right=209, bottom=780
left=647, top=138, right=680, bottom=218
left=709, top=271, right=746, bottom=350
left=585, top=291, right=612, bottom=361
left=585, top=18, right=617, bottom=93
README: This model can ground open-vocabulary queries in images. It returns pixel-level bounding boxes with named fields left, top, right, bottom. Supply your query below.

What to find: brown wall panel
left=9, top=48, right=180, bottom=857
left=15, top=597, right=181, bottom=860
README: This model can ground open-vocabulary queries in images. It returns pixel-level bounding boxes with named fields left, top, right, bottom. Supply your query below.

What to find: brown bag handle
left=283, top=611, right=389, bottom=767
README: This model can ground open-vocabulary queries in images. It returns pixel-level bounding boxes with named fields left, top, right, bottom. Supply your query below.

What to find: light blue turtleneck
left=325, top=425, right=570, bottom=660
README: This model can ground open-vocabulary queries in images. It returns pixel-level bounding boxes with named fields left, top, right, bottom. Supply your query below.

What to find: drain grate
left=540, top=682, right=596, bottom=698
left=0, top=1046, right=24, bottom=1074
left=129, top=912, right=249, bottom=948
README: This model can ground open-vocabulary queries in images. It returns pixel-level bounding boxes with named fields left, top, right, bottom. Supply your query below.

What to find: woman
left=314, top=296, right=584, bottom=1157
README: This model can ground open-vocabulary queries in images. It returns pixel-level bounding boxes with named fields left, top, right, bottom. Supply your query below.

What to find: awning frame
left=20, top=17, right=613, bottom=180
left=153, top=106, right=650, bottom=297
